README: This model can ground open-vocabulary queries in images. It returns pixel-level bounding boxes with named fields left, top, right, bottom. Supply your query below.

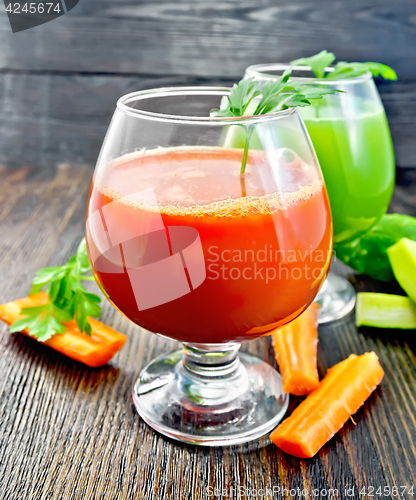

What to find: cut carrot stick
left=270, top=352, right=384, bottom=458
left=0, top=293, right=127, bottom=368
left=271, top=303, right=320, bottom=396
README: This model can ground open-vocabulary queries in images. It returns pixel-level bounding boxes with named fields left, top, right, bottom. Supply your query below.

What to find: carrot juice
left=86, top=147, right=332, bottom=344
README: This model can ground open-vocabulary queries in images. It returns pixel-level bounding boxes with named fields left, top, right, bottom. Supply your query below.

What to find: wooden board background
left=0, top=1, right=416, bottom=499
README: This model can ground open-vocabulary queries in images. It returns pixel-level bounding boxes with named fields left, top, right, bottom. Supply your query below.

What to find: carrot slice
left=270, top=352, right=384, bottom=458
left=0, top=293, right=127, bottom=368
left=271, top=303, right=320, bottom=396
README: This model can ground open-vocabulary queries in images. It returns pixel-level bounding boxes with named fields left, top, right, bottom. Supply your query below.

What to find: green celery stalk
left=356, top=292, right=416, bottom=329
left=387, top=238, right=416, bottom=303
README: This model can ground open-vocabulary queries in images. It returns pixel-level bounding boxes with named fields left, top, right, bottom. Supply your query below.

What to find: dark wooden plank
left=0, top=166, right=415, bottom=500
left=1, top=73, right=415, bottom=171
left=0, top=72, right=234, bottom=170
left=0, top=0, right=416, bottom=80
left=0, top=0, right=415, bottom=497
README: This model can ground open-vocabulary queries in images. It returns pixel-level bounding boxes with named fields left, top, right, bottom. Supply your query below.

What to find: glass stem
left=177, top=343, right=249, bottom=407
left=182, top=343, right=241, bottom=378
left=180, top=343, right=248, bottom=407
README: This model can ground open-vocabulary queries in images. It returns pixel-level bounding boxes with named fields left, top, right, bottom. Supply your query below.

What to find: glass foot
left=315, top=272, right=356, bottom=324
left=132, top=344, right=289, bottom=446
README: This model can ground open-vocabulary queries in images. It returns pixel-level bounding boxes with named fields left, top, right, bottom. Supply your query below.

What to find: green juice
left=300, top=102, right=395, bottom=244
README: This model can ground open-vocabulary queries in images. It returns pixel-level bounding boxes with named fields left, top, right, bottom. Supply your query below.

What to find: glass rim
left=116, top=86, right=298, bottom=125
left=245, top=63, right=373, bottom=85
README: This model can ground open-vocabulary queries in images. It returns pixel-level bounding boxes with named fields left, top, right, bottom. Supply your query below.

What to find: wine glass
left=244, top=64, right=395, bottom=324
left=85, top=87, right=332, bottom=446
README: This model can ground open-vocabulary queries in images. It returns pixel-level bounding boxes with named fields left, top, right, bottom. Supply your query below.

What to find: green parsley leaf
left=290, top=50, right=336, bottom=79
left=253, top=71, right=295, bottom=114
left=327, top=61, right=397, bottom=81
left=70, top=289, right=102, bottom=336
left=258, top=85, right=341, bottom=114
left=211, top=77, right=261, bottom=118
left=30, top=266, right=69, bottom=295
left=75, top=238, right=92, bottom=274
left=289, top=51, right=397, bottom=81
left=10, top=304, right=67, bottom=342
left=11, top=238, right=102, bottom=340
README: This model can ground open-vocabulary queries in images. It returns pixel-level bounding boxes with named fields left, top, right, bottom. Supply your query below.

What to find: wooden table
left=1, top=1, right=416, bottom=498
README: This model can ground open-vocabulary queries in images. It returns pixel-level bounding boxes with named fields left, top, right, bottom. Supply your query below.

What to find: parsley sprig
left=211, top=70, right=340, bottom=175
left=290, top=50, right=397, bottom=81
left=10, top=239, right=101, bottom=341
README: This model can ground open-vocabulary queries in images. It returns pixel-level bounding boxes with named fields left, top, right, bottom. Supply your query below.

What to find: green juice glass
left=243, top=64, right=395, bottom=323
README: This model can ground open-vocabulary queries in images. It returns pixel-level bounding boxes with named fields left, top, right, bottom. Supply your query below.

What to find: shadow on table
left=357, top=325, right=416, bottom=350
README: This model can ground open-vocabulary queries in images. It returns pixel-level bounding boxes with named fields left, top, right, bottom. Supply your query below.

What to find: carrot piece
left=270, top=352, right=384, bottom=458
left=271, top=303, right=320, bottom=396
left=0, top=293, right=127, bottom=368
